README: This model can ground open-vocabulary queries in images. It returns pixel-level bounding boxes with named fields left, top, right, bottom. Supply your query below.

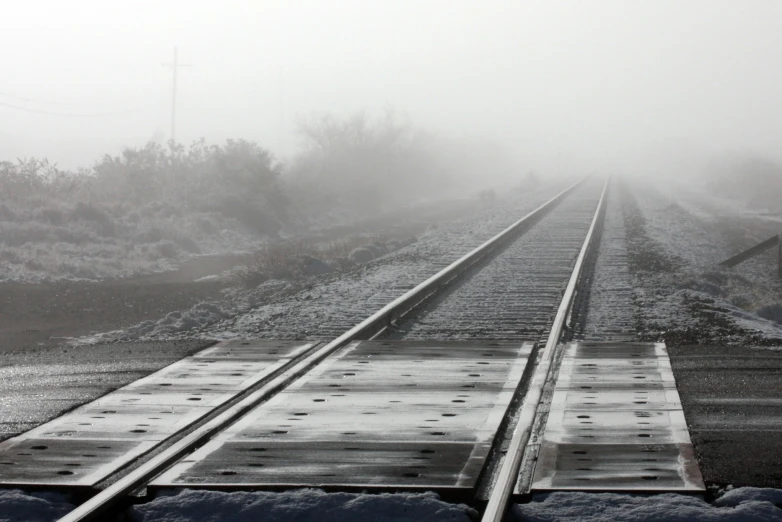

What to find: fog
left=2, top=0, right=781, bottom=174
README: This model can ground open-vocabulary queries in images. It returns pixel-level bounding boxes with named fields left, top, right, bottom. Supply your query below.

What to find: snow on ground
left=130, top=489, right=476, bottom=522
left=72, top=185, right=565, bottom=345
left=510, top=489, right=782, bottom=521
left=716, top=487, right=782, bottom=507
left=5, top=487, right=779, bottom=522
left=0, top=489, right=73, bottom=522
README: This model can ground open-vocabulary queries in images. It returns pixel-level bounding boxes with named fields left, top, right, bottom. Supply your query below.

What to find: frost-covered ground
left=72, top=184, right=566, bottom=345
left=581, top=176, right=782, bottom=343
left=618, top=177, right=782, bottom=345
left=0, top=204, right=267, bottom=283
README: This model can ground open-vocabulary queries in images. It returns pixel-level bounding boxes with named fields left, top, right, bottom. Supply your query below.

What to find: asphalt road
left=0, top=340, right=212, bottom=441
left=669, top=344, right=782, bottom=488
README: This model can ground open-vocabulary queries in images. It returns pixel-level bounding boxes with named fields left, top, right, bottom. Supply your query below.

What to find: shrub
left=38, top=208, right=64, bottom=225
left=54, top=225, right=94, bottom=245
left=1, top=222, right=57, bottom=246
left=136, top=228, right=165, bottom=243
left=349, top=247, right=375, bottom=264
left=155, top=241, right=180, bottom=259
left=215, top=195, right=281, bottom=237
left=197, top=216, right=219, bottom=234
left=71, top=202, right=116, bottom=237
left=0, top=204, right=15, bottom=220
left=300, top=255, right=333, bottom=276
left=172, top=234, right=201, bottom=254
left=234, top=234, right=410, bottom=288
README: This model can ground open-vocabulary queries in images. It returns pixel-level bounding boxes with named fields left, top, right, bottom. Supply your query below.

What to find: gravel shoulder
left=0, top=279, right=229, bottom=354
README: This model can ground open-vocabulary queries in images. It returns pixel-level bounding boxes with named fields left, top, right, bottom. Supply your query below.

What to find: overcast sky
left=1, top=0, right=781, bottom=173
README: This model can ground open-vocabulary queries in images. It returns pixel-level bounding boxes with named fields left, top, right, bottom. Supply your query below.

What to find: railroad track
left=2, top=176, right=615, bottom=521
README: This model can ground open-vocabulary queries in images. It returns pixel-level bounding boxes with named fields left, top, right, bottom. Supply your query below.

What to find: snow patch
left=715, top=487, right=782, bottom=507
left=0, top=489, right=74, bottom=522
left=131, top=489, right=476, bottom=522
left=511, top=490, right=782, bottom=522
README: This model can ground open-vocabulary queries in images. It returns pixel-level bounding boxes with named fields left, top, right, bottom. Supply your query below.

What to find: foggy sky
left=1, top=0, right=781, bottom=174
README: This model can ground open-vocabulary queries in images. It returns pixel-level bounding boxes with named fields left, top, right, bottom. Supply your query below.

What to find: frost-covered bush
left=0, top=141, right=288, bottom=282
left=0, top=115, right=521, bottom=283
left=349, top=247, right=375, bottom=264
left=285, top=111, right=523, bottom=226
left=300, top=254, right=333, bottom=276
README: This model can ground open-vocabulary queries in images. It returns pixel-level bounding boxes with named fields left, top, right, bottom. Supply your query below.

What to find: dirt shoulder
left=0, top=278, right=230, bottom=353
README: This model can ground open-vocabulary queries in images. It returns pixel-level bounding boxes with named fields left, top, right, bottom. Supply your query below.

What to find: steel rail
left=480, top=176, right=609, bottom=522
left=58, top=178, right=588, bottom=522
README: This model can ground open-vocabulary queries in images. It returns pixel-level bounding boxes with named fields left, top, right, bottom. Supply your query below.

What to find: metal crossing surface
left=0, top=340, right=316, bottom=487
left=527, top=342, right=704, bottom=492
left=151, top=340, right=532, bottom=492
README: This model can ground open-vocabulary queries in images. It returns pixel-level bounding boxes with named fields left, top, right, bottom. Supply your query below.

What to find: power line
left=0, top=90, right=90, bottom=106
left=0, top=100, right=155, bottom=117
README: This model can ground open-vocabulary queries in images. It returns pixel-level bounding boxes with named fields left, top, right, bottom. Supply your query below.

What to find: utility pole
left=279, top=65, right=285, bottom=159
left=162, top=46, right=190, bottom=143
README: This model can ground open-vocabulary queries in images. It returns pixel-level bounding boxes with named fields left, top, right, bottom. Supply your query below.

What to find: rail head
left=480, top=175, right=610, bottom=522
left=57, top=177, right=588, bottom=522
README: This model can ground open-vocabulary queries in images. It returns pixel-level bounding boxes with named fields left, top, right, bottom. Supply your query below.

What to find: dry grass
left=234, top=233, right=400, bottom=288
left=318, top=234, right=386, bottom=258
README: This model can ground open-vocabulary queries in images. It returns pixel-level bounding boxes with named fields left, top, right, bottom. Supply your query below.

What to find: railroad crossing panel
left=528, top=342, right=705, bottom=492
left=151, top=340, right=533, bottom=493
left=0, top=340, right=316, bottom=487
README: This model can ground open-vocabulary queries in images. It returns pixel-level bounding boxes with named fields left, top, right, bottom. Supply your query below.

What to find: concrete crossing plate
left=151, top=340, right=532, bottom=492
left=528, top=342, right=704, bottom=492
left=0, top=340, right=316, bottom=487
